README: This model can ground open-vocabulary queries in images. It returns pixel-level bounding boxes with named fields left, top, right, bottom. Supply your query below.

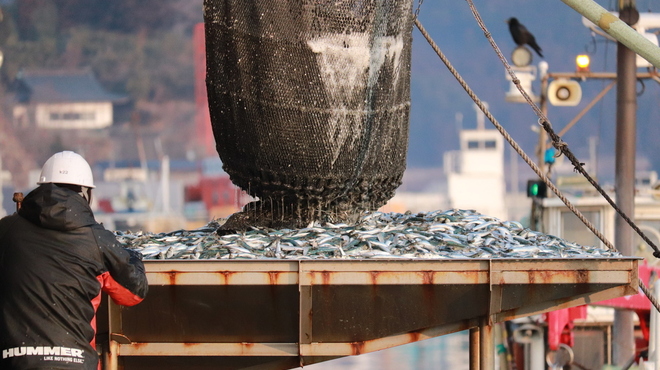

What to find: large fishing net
left=204, top=0, right=413, bottom=229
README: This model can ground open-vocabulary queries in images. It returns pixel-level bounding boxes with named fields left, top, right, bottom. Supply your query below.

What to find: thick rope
left=639, top=279, right=660, bottom=313
left=413, top=6, right=660, bottom=312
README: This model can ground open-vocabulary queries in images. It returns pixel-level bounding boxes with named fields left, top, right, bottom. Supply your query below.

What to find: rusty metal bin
left=103, top=258, right=638, bottom=370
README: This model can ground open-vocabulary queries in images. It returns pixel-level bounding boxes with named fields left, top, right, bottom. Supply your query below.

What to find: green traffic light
left=530, top=183, right=539, bottom=196
left=526, top=180, right=547, bottom=198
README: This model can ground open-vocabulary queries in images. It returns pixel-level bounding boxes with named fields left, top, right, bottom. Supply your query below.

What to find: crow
left=507, top=17, right=543, bottom=58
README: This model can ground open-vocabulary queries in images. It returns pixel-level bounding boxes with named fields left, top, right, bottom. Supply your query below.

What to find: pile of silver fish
left=114, top=209, right=621, bottom=260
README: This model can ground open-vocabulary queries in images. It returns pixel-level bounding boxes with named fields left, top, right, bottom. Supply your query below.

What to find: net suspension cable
left=412, top=1, right=660, bottom=312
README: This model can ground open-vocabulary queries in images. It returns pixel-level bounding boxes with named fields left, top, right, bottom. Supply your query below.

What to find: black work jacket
left=0, top=184, right=148, bottom=370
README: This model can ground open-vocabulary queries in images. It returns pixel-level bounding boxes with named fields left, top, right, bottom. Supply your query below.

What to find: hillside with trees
left=0, top=0, right=202, bottom=101
left=0, top=0, right=205, bottom=187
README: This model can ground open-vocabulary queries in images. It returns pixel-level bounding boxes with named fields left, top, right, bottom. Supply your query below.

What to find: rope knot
left=553, top=141, right=568, bottom=152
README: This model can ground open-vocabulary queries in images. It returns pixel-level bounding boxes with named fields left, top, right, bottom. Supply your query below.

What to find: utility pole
left=530, top=72, right=550, bottom=231
left=613, top=0, right=639, bottom=366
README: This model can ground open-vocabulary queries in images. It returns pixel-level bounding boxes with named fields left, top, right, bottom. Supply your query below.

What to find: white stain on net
left=307, top=34, right=405, bottom=166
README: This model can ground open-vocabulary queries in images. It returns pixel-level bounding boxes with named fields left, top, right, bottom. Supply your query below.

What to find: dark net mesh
left=204, top=0, right=412, bottom=228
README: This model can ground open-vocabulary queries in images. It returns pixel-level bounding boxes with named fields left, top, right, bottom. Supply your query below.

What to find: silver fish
left=116, top=210, right=621, bottom=261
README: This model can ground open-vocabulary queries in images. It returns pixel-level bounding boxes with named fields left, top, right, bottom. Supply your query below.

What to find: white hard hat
left=38, top=151, right=95, bottom=188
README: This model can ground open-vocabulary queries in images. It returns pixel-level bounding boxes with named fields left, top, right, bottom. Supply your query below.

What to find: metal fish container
left=203, top=0, right=412, bottom=223
left=102, top=258, right=638, bottom=369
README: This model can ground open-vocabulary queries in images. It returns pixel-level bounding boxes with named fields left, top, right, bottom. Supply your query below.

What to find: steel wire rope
left=412, top=7, right=660, bottom=313
left=414, top=0, right=424, bottom=19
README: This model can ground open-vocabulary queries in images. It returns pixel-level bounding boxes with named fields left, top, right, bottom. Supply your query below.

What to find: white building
left=542, top=171, right=660, bottom=264
left=12, top=69, right=127, bottom=129
left=444, top=105, right=508, bottom=220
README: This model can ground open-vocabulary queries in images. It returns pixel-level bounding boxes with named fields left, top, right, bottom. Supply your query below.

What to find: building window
left=49, top=112, right=96, bottom=121
left=466, top=140, right=497, bottom=149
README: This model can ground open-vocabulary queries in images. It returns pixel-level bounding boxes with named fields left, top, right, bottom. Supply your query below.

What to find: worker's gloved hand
left=125, top=248, right=144, bottom=262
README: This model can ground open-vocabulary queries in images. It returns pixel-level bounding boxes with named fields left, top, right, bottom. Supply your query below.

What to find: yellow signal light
left=576, top=54, right=590, bottom=72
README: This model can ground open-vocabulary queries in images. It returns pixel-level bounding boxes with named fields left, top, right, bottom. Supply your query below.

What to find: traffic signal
left=527, top=180, right=547, bottom=198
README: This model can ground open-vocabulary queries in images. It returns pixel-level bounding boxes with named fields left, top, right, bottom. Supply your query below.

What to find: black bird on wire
left=507, top=17, right=543, bottom=58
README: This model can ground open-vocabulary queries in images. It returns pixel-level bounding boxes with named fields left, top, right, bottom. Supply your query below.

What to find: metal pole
left=613, top=0, right=638, bottom=366
left=107, top=340, right=118, bottom=370
left=160, top=155, right=170, bottom=213
left=480, top=318, right=494, bottom=370
left=590, top=136, right=599, bottom=180
left=651, top=279, right=660, bottom=370
left=494, top=323, right=509, bottom=370
left=470, top=326, right=480, bottom=370
left=529, top=72, right=550, bottom=231
left=538, top=73, right=549, bottom=172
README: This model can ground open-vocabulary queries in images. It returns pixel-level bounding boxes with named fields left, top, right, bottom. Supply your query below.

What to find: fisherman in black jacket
left=0, top=151, right=149, bottom=370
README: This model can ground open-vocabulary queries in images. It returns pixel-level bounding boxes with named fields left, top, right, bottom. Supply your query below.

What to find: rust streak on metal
left=351, top=341, right=366, bottom=355
left=529, top=271, right=536, bottom=284
left=131, top=342, right=147, bottom=349
left=538, top=271, right=552, bottom=282
left=369, top=271, right=381, bottom=285
left=495, top=272, right=506, bottom=285
left=421, top=272, right=436, bottom=318
left=421, top=271, right=434, bottom=285
left=461, top=270, right=482, bottom=285
left=321, top=271, right=331, bottom=285
left=267, top=271, right=280, bottom=285
left=527, top=269, right=591, bottom=284
left=576, top=269, right=589, bottom=283
left=408, top=331, right=422, bottom=343
left=167, top=271, right=177, bottom=285
left=219, top=271, right=233, bottom=284
left=529, top=270, right=555, bottom=283
left=183, top=342, right=199, bottom=347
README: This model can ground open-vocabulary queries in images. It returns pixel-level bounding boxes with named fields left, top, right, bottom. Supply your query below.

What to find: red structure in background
left=545, top=306, right=587, bottom=351
left=194, top=23, right=215, bottom=158
left=185, top=176, right=241, bottom=214
left=545, top=263, right=660, bottom=362
left=596, top=262, right=660, bottom=361
left=191, top=23, right=247, bottom=219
